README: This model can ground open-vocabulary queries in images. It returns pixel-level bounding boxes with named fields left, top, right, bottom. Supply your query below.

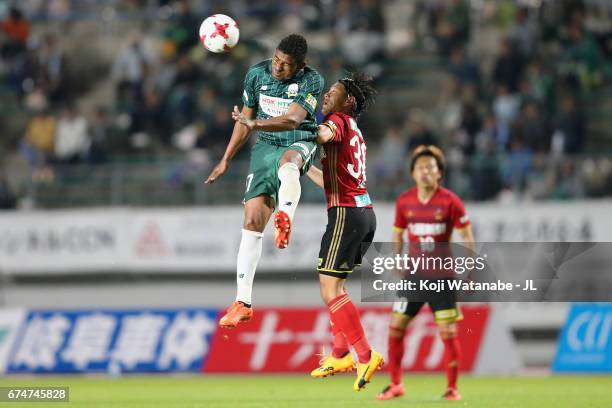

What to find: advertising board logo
left=135, top=222, right=168, bottom=257
left=567, top=310, right=612, bottom=352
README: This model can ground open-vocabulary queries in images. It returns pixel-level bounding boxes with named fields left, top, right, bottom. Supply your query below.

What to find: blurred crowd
left=1, top=0, right=611, bottom=208
left=373, top=0, right=612, bottom=200
left=1, top=0, right=387, bottom=173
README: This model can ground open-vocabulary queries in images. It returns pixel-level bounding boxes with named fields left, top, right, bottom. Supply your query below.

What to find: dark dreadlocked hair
left=338, top=71, right=377, bottom=116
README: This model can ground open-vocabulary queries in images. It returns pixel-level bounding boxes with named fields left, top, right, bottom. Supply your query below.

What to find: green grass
left=1, top=374, right=611, bottom=408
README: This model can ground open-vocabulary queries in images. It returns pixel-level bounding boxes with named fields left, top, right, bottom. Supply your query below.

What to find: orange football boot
left=273, top=210, right=292, bottom=249
left=219, top=301, right=253, bottom=328
left=376, top=383, right=405, bottom=400
left=442, top=388, right=462, bottom=401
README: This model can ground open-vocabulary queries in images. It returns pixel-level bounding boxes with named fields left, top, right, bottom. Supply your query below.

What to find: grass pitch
left=1, top=374, right=611, bottom=407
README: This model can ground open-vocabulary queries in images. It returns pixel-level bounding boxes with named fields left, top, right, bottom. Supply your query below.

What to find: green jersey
left=242, top=59, right=324, bottom=147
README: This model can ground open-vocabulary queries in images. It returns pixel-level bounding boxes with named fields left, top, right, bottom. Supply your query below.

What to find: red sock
left=328, top=294, right=371, bottom=363
left=443, top=336, right=461, bottom=389
left=388, top=326, right=406, bottom=385
left=330, top=321, right=350, bottom=358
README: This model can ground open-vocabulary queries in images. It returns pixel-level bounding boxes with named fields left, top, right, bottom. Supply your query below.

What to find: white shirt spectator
left=54, top=113, right=89, bottom=160
left=112, top=42, right=147, bottom=83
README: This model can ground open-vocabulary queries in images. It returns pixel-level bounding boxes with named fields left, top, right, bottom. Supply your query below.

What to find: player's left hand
left=232, top=105, right=255, bottom=131
left=205, top=159, right=229, bottom=184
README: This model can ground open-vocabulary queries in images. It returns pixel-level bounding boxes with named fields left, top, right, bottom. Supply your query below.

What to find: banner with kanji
left=3, top=305, right=520, bottom=374
left=204, top=305, right=490, bottom=373
left=7, top=309, right=217, bottom=373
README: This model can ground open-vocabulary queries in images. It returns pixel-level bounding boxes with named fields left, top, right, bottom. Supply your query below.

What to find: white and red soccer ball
left=199, top=14, right=239, bottom=53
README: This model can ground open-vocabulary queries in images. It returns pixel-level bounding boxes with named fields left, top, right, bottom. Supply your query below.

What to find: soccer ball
left=199, top=14, right=239, bottom=53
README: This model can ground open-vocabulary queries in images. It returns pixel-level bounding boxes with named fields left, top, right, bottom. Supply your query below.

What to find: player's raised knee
left=279, top=150, right=304, bottom=168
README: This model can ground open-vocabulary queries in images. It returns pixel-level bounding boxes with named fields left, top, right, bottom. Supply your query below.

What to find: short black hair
left=339, top=71, right=377, bottom=116
left=277, top=34, right=308, bottom=65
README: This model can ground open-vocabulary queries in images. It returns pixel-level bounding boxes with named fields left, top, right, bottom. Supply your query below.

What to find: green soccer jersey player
left=205, top=34, right=324, bottom=328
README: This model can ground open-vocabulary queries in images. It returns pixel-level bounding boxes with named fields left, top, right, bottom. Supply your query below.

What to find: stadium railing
left=2, top=153, right=611, bottom=208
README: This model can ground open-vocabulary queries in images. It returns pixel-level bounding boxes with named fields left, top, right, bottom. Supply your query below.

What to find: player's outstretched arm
left=391, top=228, right=404, bottom=256
left=391, top=227, right=405, bottom=278
left=306, top=165, right=324, bottom=188
left=456, top=225, right=475, bottom=251
left=205, top=105, right=255, bottom=184
left=456, top=225, right=476, bottom=281
left=233, top=102, right=307, bottom=132
left=315, top=123, right=335, bottom=144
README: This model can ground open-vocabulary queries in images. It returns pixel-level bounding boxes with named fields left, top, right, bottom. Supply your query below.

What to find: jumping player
left=305, top=73, right=384, bottom=391
left=206, top=34, right=324, bottom=328
left=376, top=145, right=474, bottom=401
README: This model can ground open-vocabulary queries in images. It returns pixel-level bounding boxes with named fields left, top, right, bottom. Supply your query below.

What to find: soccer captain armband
left=321, top=121, right=337, bottom=140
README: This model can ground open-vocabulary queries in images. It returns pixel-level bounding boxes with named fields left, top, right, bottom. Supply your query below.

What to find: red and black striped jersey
left=394, top=186, right=470, bottom=243
left=320, top=112, right=372, bottom=209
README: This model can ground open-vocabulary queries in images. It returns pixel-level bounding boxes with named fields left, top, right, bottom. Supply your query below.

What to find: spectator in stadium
left=509, top=7, right=539, bottom=58
left=358, top=0, right=386, bottom=33
left=513, top=100, right=549, bottom=154
left=164, top=0, right=200, bottom=56
left=333, top=0, right=356, bottom=36
left=405, top=109, right=438, bottom=151
left=338, top=19, right=385, bottom=72
left=434, top=0, right=470, bottom=56
left=561, top=22, right=603, bottom=89
left=202, top=107, right=235, bottom=156
left=374, top=124, right=407, bottom=192
left=456, top=101, right=482, bottom=157
left=332, top=0, right=386, bottom=76
left=504, top=134, right=533, bottom=194
left=0, top=176, right=17, bottom=209
left=550, top=159, right=585, bottom=199
left=551, top=94, right=586, bottom=155
left=165, top=55, right=201, bottom=132
left=0, top=7, right=30, bottom=59
left=435, top=77, right=463, bottom=135
left=492, top=84, right=521, bottom=151
left=140, top=88, right=167, bottom=145
left=492, top=38, right=525, bottom=93
left=448, top=47, right=481, bottom=88
left=87, top=107, right=113, bottom=164
left=36, top=33, right=65, bottom=105
left=197, top=86, right=219, bottom=127
left=471, top=128, right=503, bottom=200
left=21, top=109, right=56, bottom=168
left=53, top=105, right=90, bottom=165
left=112, top=32, right=149, bottom=107
left=524, top=61, right=554, bottom=110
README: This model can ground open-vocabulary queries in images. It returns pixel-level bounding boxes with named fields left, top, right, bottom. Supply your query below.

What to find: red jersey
left=320, top=112, right=372, bottom=209
left=394, top=186, right=470, bottom=243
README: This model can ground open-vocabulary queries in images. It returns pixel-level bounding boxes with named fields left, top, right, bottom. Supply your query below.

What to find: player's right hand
left=232, top=105, right=255, bottom=131
left=205, top=160, right=229, bottom=184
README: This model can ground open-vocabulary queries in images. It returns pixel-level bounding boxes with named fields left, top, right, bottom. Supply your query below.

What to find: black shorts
left=392, top=298, right=463, bottom=323
left=318, top=206, right=376, bottom=279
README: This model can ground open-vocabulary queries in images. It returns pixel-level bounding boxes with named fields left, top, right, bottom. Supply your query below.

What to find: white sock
left=277, top=162, right=301, bottom=220
left=235, top=229, right=263, bottom=305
